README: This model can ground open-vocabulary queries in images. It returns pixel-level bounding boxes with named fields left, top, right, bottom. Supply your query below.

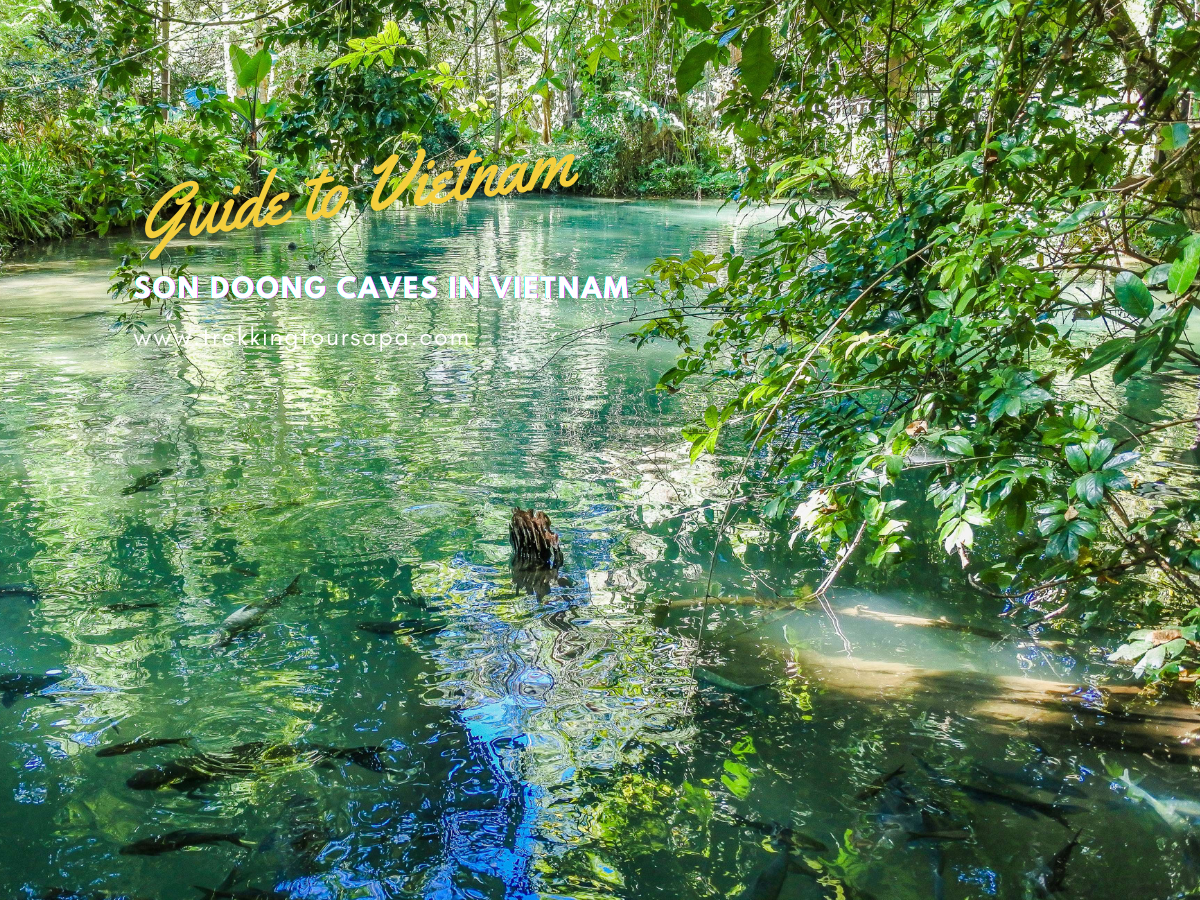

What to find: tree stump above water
left=509, top=508, right=564, bottom=568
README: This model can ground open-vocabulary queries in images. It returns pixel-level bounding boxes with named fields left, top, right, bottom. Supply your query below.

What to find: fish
left=0, top=584, right=39, bottom=602
left=1117, top=768, right=1200, bottom=831
left=1027, top=829, right=1083, bottom=897
left=126, top=741, right=385, bottom=790
left=973, top=762, right=1087, bottom=799
left=0, top=671, right=66, bottom=707
left=1183, top=832, right=1200, bottom=884
left=694, top=666, right=770, bottom=695
left=120, top=830, right=247, bottom=855
left=120, top=467, right=175, bottom=495
left=915, top=756, right=1079, bottom=827
left=194, top=889, right=291, bottom=900
left=213, top=575, right=302, bottom=647
left=729, top=814, right=829, bottom=852
left=855, top=764, right=906, bottom=800
left=230, top=566, right=259, bottom=578
left=960, top=783, right=1080, bottom=827
left=102, top=601, right=160, bottom=612
left=906, top=830, right=971, bottom=842
left=96, top=737, right=191, bottom=757
left=738, top=846, right=790, bottom=900
left=357, top=619, right=445, bottom=636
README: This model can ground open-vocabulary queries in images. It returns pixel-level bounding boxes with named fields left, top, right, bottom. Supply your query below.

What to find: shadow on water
left=0, top=198, right=1197, bottom=899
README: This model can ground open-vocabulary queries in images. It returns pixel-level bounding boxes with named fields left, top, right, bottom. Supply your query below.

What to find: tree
left=644, top=0, right=1200, bottom=679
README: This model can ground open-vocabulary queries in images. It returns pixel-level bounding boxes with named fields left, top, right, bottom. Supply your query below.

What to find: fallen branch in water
left=663, top=594, right=816, bottom=610
left=835, top=605, right=1007, bottom=641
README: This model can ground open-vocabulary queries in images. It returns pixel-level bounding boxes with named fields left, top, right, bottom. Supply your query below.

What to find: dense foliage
left=6, top=0, right=1200, bottom=681
left=636, top=0, right=1200, bottom=679
left=0, top=0, right=739, bottom=250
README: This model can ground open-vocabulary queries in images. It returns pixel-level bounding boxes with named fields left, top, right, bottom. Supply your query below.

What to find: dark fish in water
left=194, top=889, right=291, bottom=900
left=694, top=666, right=770, bottom=695
left=1028, top=829, right=1083, bottom=897
left=230, top=566, right=259, bottom=578
left=121, top=467, right=175, bottom=495
left=358, top=618, right=424, bottom=634
left=0, top=671, right=66, bottom=707
left=1184, top=831, right=1200, bottom=882
left=973, top=762, right=1087, bottom=799
left=102, top=601, right=160, bottom=612
left=97, top=737, right=191, bottom=757
left=357, top=618, right=444, bottom=637
left=304, top=743, right=387, bottom=772
left=121, top=830, right=247, bottom=855
left=730, top=814, right=829, bottom=852
left=739, top=847, right=790, bottom=900
left=914, top=756, right=1079, bottom=827
left=960, top=784, right=1080, bottom=827
left=213, top=575, right=302, bottom=647
left=0, top=584, right=39, bottom=602
left=127, top=741, right=267, bottom=790
left=856, top=764, right=906, bottom=800
left=906, top=830, right=971, bottom=842
left=126, top=740, right=384, bottom=790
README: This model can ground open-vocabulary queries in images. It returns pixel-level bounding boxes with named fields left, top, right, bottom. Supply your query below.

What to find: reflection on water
left=0, top=197, right=1195, bottom=899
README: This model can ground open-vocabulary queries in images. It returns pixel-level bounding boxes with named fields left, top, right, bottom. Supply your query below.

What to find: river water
left=0, top=198, right=1197, bottom=900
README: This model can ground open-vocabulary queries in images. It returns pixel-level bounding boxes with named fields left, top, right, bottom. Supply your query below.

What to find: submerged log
left=836, top=604, right=1008, bottom=642
left=665, top=595, right=815, bottom=610
left=794, top=651, right=1200, bottom=762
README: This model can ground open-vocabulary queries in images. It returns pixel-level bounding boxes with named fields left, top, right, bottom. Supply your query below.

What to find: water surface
left=0, top=197, right=1197, bottom=900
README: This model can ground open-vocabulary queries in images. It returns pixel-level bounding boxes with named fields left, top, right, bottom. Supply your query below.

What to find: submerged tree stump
left=510, top=508, right=565, bottom=598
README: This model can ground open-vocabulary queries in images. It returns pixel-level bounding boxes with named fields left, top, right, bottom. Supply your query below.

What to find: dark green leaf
left=672, top=0, right=713, bottom=31
left=1073, top=337, right=1131, bottom=378
left=739, top=26, right=775, bottom=100
left=1113, top=271, right=1153, bottom=318
left=676, top=41, right=717, bottom=94
left=1168, top=237, right=1200, bottom=295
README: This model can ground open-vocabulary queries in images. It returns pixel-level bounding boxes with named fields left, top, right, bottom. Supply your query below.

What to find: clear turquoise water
left=0, top=197, right=1195, bottom=900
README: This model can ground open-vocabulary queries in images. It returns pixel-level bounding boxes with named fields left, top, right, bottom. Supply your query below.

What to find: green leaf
left=1074, top=472, right=1105, bottom=505
left=1113, top=336, right=1157, bottom=383
left=229, top=45, right=252, bottom=85
left=1161, top=122, right=1191, bottom=152
left=672, top=0, right=713, bottom=31
left=1145, top=263, right=1172, bottom=286
left=676, top=41, right=717, bottom=94
left=1074, top=337, right=1131, bottom=378
left=1168, top=237, right=1200, bottom=295
left=941, top=434, right=973, bottom=456
left=1065, top=444, right=1089, bottom=473
left=1051, top=200, right=1106, bottom=234
left=1113, top=271, right=1153, bottom=318
left=739, top=26, right=775, bottom=100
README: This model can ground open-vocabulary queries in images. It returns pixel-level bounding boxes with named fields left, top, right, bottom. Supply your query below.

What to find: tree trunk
left=541, top=38, right=552, bottom=143
left=491, top=12, right=503, bottom=156
left=159, top=0, right=170, bottom=119
left=471, top=0, right=481, bottom=99
left=222, top=0, right=236, bottom=98
left=562, top=56, right=576, bottom=129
